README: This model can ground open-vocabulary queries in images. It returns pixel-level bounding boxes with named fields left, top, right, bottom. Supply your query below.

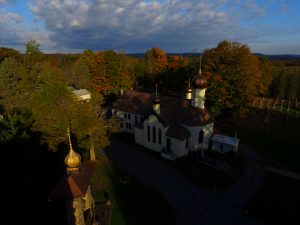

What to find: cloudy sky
left=0, top=0, right=299, bottom=54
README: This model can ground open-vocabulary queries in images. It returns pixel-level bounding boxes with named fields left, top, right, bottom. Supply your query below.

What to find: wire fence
left=251, top=97, right=300, bottom=118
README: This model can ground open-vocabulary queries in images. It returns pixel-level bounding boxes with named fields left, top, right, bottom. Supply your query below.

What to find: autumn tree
left=202, top=41, right=261, bottom=116
left=144, top=47, right=168, bottom=78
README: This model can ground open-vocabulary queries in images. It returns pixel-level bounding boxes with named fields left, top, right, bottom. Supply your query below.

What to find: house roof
left=72, top=89, right=91, bottom=97
left=50, top=160, right=95, bottom=199
left=166, top=123, right=190, bottom=140
left=112, top=90, right=214, bottom=126
left=211, top=134, right=239, bottom=146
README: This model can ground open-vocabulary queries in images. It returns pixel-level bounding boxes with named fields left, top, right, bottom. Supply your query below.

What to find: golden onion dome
left=191, top=74, right=207, bottom=89
left=64, top=147, right=81, bottom=169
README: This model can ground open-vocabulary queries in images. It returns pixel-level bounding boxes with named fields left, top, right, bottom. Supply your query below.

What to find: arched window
left=198, top=130, right=204, bottom=144
left=167, top=138, right=171, bottom=150
left=152, top=127, right=156, bottom=143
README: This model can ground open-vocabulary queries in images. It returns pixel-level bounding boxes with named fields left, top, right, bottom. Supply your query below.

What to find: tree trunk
left=89, top=132, right=96, bottom=160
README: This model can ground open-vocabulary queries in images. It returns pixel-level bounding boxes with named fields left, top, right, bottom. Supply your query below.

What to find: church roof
left=50, top=160, right=96, bottom=199
left=166, top=123, right=190, bottom=140
left=113, top=90, right=214, bottom=126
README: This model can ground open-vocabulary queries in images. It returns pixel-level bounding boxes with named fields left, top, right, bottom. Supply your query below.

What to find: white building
left=112, top=72, right=215, bottom=160
left=211, top=134, right=239, bottom=154
left=72, top=89, right=91, bottom=102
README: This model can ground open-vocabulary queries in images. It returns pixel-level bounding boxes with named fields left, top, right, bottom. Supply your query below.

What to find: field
left=215, top=110, right=300, bottom=173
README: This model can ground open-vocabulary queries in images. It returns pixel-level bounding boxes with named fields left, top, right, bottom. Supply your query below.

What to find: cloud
left=29, top=0, right=254, bottom=52
left=0, top=0, right=297, bottom=54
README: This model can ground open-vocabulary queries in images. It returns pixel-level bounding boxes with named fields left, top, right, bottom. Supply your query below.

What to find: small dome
left=192, top=74, right=207, bottom=89
left=186, top=85, right=192, bottom=93
left=64, top=148, right=81, bottom=169
left=152, top=95, right=161, bottom=104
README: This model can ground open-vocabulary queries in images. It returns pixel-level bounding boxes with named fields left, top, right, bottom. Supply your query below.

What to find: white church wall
left=168, top=137, right=188, bottom=157
left=143, top=115, right=165, bottom=152
left=182, top=122, right=214, bottom=151
left=134, top=127, right=144, bottom=146
left=191, top=89, right=206, bottom=108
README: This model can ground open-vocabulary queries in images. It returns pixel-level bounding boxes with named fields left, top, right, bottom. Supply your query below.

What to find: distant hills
left=129, top=53, right=300, bottom=60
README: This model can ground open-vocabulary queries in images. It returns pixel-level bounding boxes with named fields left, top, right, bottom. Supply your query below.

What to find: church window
left=153, top=127, right=156, bottom=143
left=167, top=138, right=171, bottom=150
left=135, top=115, right=138, bottom=125
left=198, top=130, right=204, bottom=144
left=147, top=126, right=150, bottom=141
left=158, top=129, right=162, bottom=145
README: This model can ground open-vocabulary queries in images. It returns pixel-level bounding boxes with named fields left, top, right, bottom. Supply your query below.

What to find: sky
left=0, top=0, right=300, bottom=54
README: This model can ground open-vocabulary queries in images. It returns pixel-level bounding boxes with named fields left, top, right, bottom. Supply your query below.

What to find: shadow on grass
left=91, top=149, right=175, bottom=225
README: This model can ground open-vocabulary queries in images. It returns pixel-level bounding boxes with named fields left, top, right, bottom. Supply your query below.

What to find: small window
left=114, top=111, right=117, bottom=116
left=125, top=113, right=127, bottom=119
left=158, top=129, right=162, bottom=145
left=135, top=115, right=138, bottom=125
left=128, top=114, right=131, bottom=119
left=167, top=138, right=171, bottom=150
left=152, top=127, right=156, bottom=143
left=147, top=126, right=150, bottom=141
left=120, top=122, right=123, bottom=128
left=198, top=130, right=204, bottom=144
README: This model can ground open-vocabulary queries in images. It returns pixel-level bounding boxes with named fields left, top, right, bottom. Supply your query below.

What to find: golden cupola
left=65, top=127, right=81, bottom=173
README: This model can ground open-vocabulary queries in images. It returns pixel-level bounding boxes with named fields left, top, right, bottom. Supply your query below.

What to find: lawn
left=248, top=172, right=300, bottom=225
left=215, top=110, right=300, bottom=173
left=91, top=148, right=175, bottom=225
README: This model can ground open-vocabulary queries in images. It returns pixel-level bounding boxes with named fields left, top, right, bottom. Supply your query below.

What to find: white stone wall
left=191, top=88, right=206, bottom=109
left=182, top=122, right=214, bottom=151
left=112, top=109, right=143, bottom=134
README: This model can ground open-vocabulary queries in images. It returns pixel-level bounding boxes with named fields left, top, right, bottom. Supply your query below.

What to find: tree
left=30, top=81, right=115, bottom=159
left=144, top=47, right=168, bottom=77
left=202, top=41, right=261, bottom=116
left=0, top=47, right=20, bottom=63
left=30, top=81, right=80, bottom=150
left=0, top=57, right=23, bottom=113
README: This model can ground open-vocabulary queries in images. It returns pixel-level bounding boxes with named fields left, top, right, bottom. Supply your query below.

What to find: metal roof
left=211, top=134, right=239, bottom=146
left=72, top=89, right=91, bottom=97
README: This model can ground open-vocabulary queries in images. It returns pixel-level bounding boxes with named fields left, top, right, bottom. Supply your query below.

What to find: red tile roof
left=50, top=160, right=96, bottom=199
left=113, top=90, right=214, bottom=126
left=166, top=123, right=190, bottom=140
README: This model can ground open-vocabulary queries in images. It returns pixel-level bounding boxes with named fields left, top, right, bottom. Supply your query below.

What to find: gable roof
left=50, top=160, right=95, bottom=199
left=166, top=123, right=190, bottom=140
left=113, top=90, right=214, bottom=126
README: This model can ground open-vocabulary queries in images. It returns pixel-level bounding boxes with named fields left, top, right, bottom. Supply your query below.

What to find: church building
left=112, top=69, right=214, bottom=160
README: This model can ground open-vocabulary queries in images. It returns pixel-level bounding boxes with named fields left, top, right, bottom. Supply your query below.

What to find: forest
left=1, top=40, right=300, bottom=149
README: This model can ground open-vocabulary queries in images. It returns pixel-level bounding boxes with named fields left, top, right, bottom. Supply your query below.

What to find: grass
left=91, top=148, right=175, bottom=225
left=216, top=110, right=300, bottom=173
left=248, top=172, right=300, bottom=225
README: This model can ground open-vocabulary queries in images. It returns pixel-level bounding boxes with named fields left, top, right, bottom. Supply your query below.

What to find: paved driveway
left=104, top=139, right=265, bottom=225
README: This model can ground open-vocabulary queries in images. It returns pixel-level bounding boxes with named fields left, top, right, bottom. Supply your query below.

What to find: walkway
left=266, top=165, right=300, bottom=180
left=104, top=139, right=265, bottom=225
